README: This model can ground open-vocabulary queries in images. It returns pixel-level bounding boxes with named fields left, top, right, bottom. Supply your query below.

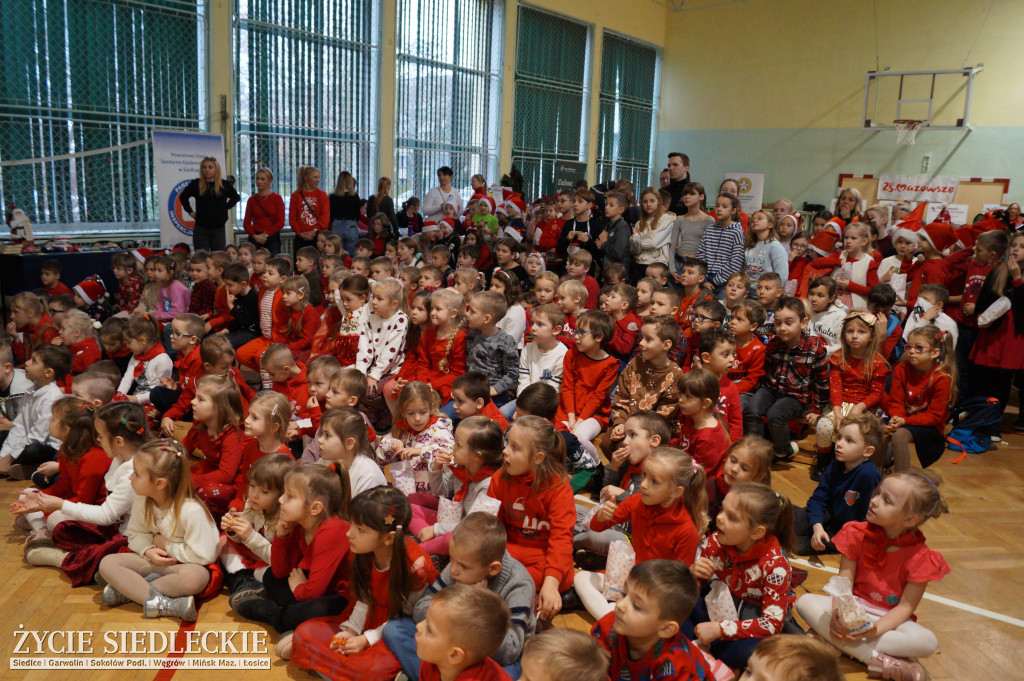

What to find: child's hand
left=694, top=622, right=722, bottom=646
left=6, top=322, right=17, bottom=336
left=923, top=302, right=941, bottom=321
left=609, top=447, right=630, bottom=470
left=963, top=303, right=975, bottom=316
left=537, top=578, right=562, bottom=620
left=566, top=414, right=577, bottom=431
left=610, top=424, right=625, bottom=441
left=37, top=461, right=60, bottom=477
left=158, top=377, right=179, bottom=390
left=338, top=634, right=369, bottom=655
left=399, top=447, right=423, bottom=461
left=161, top=417, right=176, bottom=438
left=835, top=278, right=849, bottom=290
left=889, top=416, right=905, bottom=429
left=690, top=557, right=716, bottom=581
left=329, top=629, right=357, bottom=651
left=276, top=519, right=296, bottom=537
left=881, top=269, right=893, bottom=282
left=0, top=414, right=12, bottom=431
left=144, top=547, right=178, bottom=566
left=306, top=395, right=319, bottom=410
left=596, top=500, right=618, bottom=523
left=288, top=567, right=307, bottom=592
left=228, top=516, right=254, bottom=541
left=366, top=377, right=378, bottom=392
left=30, top=491, right=63, bottom=513
left=833, top=413, right=842, bottom=434
left=10, top=496, right=40, bottom=514
left=1009, top=255, right=1022, bottom=280
left=286, top=422, right=300, bottom=441
left=52, top=335, right=64, bottom=346
left=805, top=412, right=820, bottom=427
left=433, top=449, right=453, bottom=467
left=204, top=322, right=213, bottom=334
left=810, top=524, right=831, bottom=552
left=599, top=486, right=625, bottom=504
left=417, top=526, right=435, bottom=542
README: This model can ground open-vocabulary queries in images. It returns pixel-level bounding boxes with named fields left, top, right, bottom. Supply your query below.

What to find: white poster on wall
left=876, top=174, right=960, bottom=202
left=983, top=203, right=1007, bottom=213
left=724, top=171, right=764, bottom=214
left=152, top=130, right=227, bottom=248
left=925, top=203, right=969, bottom=225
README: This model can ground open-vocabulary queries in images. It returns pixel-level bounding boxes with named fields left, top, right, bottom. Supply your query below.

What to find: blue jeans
left=332, top=219, right=359, bottom=256
left=382, top=617, right=521, bottom=680
left=499, top=399, right=517, bottom=420
left=743, top=386, right=805, bottom=456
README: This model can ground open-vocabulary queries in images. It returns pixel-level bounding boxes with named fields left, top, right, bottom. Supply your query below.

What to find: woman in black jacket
left=179, top=157, right=240, bottom=251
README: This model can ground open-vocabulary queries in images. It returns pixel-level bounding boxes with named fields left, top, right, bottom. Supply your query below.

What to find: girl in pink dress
left=796, top=470, right=951, bottom=681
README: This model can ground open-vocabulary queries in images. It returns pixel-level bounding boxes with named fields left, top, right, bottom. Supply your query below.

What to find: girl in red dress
left=183, top=375, right=247, bottom=519
left=291, top=487, right=437, bottom=679
left=796, top=471, right=950, bottom=680
left=676, top=368, right=730, bottom=477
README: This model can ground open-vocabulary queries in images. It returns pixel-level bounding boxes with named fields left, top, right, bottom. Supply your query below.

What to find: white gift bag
left=704, top=580, right=739, bottom=622
left=468, top=493, right=502, bottom=517
left=601, top=540, right=636, bottom=601
left=436, top=496, right=463, bottom=531
left=391, top=462, right=417, bottom=496
left=823, top=575, right=873, bottom=634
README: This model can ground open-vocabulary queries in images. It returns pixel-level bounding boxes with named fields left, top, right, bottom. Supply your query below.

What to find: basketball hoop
left=894, top=119, right=924, bottom=145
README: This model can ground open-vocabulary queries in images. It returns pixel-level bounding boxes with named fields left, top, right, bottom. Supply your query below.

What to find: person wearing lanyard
left=422, top=166, right=463, bottom=222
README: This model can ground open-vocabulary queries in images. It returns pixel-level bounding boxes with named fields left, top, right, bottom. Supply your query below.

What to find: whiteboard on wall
left=837, top=175, right=1010, bottom=224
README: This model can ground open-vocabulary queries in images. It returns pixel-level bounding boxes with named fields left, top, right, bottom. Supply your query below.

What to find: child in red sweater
left=698, top=327, right=743, bottom=442
left=575, top=448, right=707, bottom=619
left=566, top=251, right=600, bottom=309
left=11, top=396, right=108, bottom=545
left=808, top=222, right=879, bottom=310
left=41, top=260, right=74, bottom=298
left=812, top=311, right=890, bottom=480
left=260, top=343, right=315, bottom=440
left=533, top=203, right=564, bottom=271
left=415, top=587, right=515, bottom=681
left=291, top=488, right=437, bottom=678
left=885, top=325, right=956, bottom=471
left=389, top=288, right=466, bottom=410
left=488, top=416, right=575, bottom=621
left=8, top=291, right=60, bottom=364
left=183, top=375, right=248, bottom=518
left=677, top=368, right=730, bottom=477
left=58, top=310, right=103, bottom=390
left=592, top=561, right=709, bottom=681
left=904, top=222, right=958, bottom=310
left=235, top=465, right=352, bottom=637
left=604, top=283, right=642, bottom=364
left=234, top=392, right=292, bottom=503
left=727, top=300, right=766, bottom=395
left=279, top=276, right=320, bottom=362
left=686, top=483, right=796, bottom=670
left=450, top=371, right=509, bottom=430
left=555, top=310, right=619, bottom=463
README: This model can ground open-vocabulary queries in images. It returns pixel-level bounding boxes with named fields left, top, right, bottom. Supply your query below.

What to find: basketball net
left=894, top=120, right=923, bottom=145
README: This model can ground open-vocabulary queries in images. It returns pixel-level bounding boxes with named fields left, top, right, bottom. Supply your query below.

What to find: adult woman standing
left=835, top=187, right=863, bottom=224
left=289, top=166, right=330, bottom=255
left=242, top=168, right=285, bottom=255
left=329, top=171, right=361, bottom=256
left=421, top=166, right=463, bottom=222
left=365, top=177, right=396, bottom=235
left=179, top=157, right=240, bottom=251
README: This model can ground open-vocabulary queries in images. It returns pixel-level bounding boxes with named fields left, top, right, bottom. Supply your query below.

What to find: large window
left=0, top=0, right=205, bottom=234
left=511, top=6, right=591, bottom=199
left=596, top=32, right=659, bottom=190
left=394, top=0, right=502, bottom=201
left=235, top=0, right=380, bottom=218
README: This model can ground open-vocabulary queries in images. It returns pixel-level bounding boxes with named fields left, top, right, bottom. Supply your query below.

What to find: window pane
left=597, top=32, right=659, bottom=190
left=235, top=0, right=380, bottom=221
left=511, top=6, right=590, bottom=199
left=395, top=0, right=502, bottom=202
left=0, top=0, right=204, bottom=234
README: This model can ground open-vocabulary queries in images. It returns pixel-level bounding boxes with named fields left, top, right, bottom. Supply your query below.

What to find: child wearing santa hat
left=807, top=222, right=878, bottom=310
left=904, top=222, right=958, bottom=310
left=471, top=195, right=500, bottom=244
left=72, top=276, right=112, bottom=323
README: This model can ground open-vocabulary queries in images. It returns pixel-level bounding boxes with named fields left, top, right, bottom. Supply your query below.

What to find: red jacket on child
left=233, top=438, right=293, bottom=504
left=828, top=353, right=890, bottom=410
left=184, top=424, right=247, bottom=488
left=271, top=515, right=350, bottom=601
left=63, top=337, right=102, bottom=391
left=278, top=305, right=321, bottom=356
left=488, top=471, right=575, bottom=592
left=884, top=363, right=951, bottom=434
left=717, top=375, right=743, bottom=442
left=606, top=311, right=642, bottom=361
left=593, top=612, right=708, bottom=681
left=207, top=284, right=233, bottom=332
left=728, top=337, right=765, bottom=394
left=591, top=494, right=699, bottom=564
left=396, top=327, right=467, bottom=403
left=678, top=417, right=729, bottom=477
left=555, top=347, right=619, bottom=429
left=12, top=312, right=59, bottom=363
left=273, top=362, right=315, bottom=424
left=45, top=445, right=109, bottom=508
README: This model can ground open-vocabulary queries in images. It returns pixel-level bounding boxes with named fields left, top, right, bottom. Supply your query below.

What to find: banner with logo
left=723, top=171, right=764, bottom=215
left=925, top=203, right=969, bottom=225
left=152, top=131, right=227, bottom=247
left=876, top=174, right=959, bottom=202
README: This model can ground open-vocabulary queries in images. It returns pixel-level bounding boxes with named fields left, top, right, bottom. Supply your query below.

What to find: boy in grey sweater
left=381, top=513, right=536, bottom=680
left=464, top=291, right=518, bottom=408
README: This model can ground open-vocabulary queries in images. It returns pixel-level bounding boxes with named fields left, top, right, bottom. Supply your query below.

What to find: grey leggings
left=98, top=552, right=210, bottom=604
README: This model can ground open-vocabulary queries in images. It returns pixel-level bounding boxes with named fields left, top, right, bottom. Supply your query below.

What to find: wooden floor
left=2, top=410, right=1023, bottom=680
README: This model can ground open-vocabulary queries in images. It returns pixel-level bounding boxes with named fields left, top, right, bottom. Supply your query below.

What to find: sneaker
left=235, top=595, right=281, bottom=625
left=867, top=651, right=930, bottom=681
left=24, top=528, right=54, bottom=550
left=228, top=580, right=268, bottom=611
left=24, top=545, right=67, bottom=568
left=274, top=632, right=294, bottom=660
left=102, top=585, right=132, bottom=607
left=991, top=434, right=1002, bottom=443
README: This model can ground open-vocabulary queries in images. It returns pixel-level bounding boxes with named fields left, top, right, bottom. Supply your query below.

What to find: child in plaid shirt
left=742, top=297, right=829, bottom=460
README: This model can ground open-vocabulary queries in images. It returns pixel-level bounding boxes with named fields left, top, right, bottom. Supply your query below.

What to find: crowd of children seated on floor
left=3, top=172, right=1023, bottom=681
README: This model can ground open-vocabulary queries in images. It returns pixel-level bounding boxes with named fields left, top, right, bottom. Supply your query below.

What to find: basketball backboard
left=863, top=66, right=982, bottom=131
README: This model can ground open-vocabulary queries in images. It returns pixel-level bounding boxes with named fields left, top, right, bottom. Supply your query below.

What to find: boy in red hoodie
left=450, top=371, right=510, bottom=430
left=604, top=283, right=642, bottom=366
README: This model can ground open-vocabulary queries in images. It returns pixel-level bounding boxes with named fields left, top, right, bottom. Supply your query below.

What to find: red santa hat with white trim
left=131, top=247, right=157, bottom=264
left=477, top=195, right=496, bottom=214
left=73, top=276, right=106, bottom=305
left=821, top=217, right=846, bottom=236
left=808, top=229, right=841, bottom=256
left=918, top=222, right=957, bottom=254
left=505, top=194, right=527, bottom=217
left=439, top=217, right=457, bottom=233
left=892, top=202, right=926, bottom=243
left=422, top=220, right=440, bottom=233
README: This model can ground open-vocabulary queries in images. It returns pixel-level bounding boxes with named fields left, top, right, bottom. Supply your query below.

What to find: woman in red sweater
left=488, top=416, right=575, bottom=621
left=244, top=168, right=286, bottom=255
left=289, top=166, right=330, bottom=257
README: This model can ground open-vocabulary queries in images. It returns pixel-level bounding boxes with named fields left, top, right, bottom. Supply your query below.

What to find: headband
left=922, top=476, right=940, bottom=516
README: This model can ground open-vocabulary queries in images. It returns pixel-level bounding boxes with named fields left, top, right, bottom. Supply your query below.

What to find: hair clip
left=81, top=404, right=95, bottom=415
left=384, top=504, right=397, bottom=527
left=775, top=491, right=783, bottom=502
left=271, top=403, right=279, bottom=416
left=691, top=459, right=700, bottom=475
left=120, top=416, right=145, bottom=435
